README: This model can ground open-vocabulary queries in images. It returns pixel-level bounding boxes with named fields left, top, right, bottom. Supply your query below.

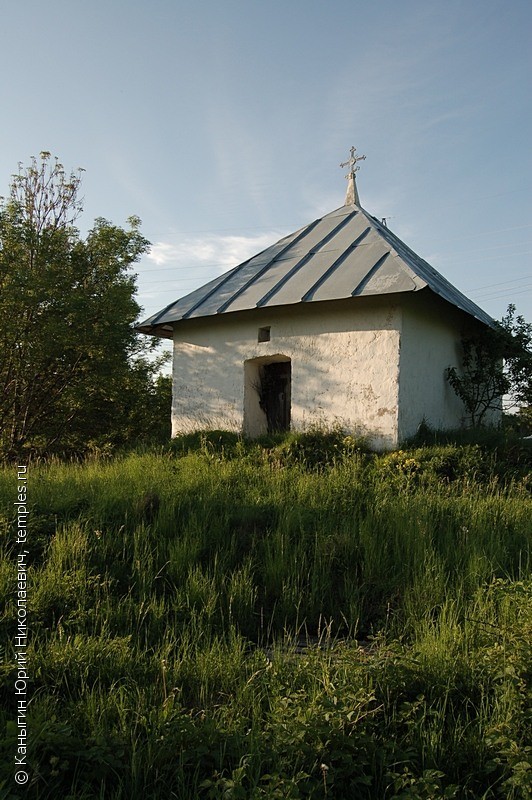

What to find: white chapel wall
left=171, top=298, right=402, bottom=449
left=397, top=293, right=475, bottom=440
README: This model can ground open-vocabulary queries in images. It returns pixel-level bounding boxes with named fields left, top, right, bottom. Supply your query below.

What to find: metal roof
left=137, top=202, right=495, bottom=338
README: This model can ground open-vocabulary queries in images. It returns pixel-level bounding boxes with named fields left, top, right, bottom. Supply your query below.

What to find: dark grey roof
left=137, top=203, right=495, bottom=337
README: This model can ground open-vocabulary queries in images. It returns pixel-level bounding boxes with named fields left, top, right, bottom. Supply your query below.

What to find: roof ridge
left=363, top=210, right=495, bottom=327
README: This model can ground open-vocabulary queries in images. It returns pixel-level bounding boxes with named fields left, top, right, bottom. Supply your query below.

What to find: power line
left=470, top=284, right=532, bottom=302
left=466, top=274, right=532, bottom=294
left=444, top=250, right=532, bottom=266
left=140, top=263, right=232, bottom=274
left=443, top=240, right=532, bottom=257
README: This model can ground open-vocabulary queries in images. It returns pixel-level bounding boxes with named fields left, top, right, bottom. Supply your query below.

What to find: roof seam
left=256, top=209, right=359, bottom=308
left=181, top=265, right=248, bottom=320
left=301, top=227, right=371, bottom=302
left=178, top=230, right=304, bottom=321
left=351, top=252, right=391, bottom=296
left=216, top=217, right=323, bottom=314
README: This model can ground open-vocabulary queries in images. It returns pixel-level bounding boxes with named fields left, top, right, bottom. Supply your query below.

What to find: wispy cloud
left=138, top=229, right=288, bottom=319
left=147, top=230, right=287, bottom=272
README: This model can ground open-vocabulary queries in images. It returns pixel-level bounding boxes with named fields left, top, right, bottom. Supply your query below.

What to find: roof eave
left=135, top=322, right=174, bottom=339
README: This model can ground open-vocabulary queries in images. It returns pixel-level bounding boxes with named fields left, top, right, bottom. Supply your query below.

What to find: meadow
left=0, top=430, right=531, bottom=799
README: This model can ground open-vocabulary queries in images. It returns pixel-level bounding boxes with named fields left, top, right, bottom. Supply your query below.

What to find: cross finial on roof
left=340, top=146, right=366, bottom=206
left=340, top=146, right=366, bottom=177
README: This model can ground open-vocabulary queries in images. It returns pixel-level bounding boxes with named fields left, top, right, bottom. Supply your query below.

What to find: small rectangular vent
left=258, top=326, right=271, bottom=342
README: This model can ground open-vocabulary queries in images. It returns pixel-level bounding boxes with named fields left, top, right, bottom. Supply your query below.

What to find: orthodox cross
left=340, top=146, right=366, bottom=178
left=340, top=146, right=366, bottom=205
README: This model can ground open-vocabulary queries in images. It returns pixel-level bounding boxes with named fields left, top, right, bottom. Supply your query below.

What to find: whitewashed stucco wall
left=397, top=294, right=466, bottom=441
left=169, top=291, right=500, bottom=449
left=171, top=298, right=402, bottom=450
left=396, top=292, right=502, bottom=439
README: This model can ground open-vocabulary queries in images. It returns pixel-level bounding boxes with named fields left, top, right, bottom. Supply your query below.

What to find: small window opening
left=258, top=326, right=271, bottom=343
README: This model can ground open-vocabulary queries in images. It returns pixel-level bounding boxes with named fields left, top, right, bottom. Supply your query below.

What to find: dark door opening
left=259, top=361, right=291, bottom=433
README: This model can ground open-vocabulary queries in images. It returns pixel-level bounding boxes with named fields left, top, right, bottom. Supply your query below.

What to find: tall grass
left=0, top=434, right=530, bottom=798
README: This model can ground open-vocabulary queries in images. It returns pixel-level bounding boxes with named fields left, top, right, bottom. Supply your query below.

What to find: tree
left=0, top=152, right=164, bottom=457
left=446, top=305, right=532, bottom=427
left=498, top=305, right=532, bottom=409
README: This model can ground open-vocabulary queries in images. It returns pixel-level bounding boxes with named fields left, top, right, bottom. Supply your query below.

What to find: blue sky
left=1, top=0, right=531, bottom=349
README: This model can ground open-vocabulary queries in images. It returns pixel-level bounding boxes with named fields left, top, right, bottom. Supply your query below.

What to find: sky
left=1, top=0, right=531, bottom=358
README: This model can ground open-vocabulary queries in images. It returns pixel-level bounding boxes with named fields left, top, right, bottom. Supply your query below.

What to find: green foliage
left=263, top=427, right=368, bottom=471
left=499, top=305, right=532, bottom=409
left=0, top=153, right=168, bottom=459
left=446, top=331, right=507, bottom=427
left=0, top=438, right=531, bottom=797
left=446, top=305, right=532, bottom=426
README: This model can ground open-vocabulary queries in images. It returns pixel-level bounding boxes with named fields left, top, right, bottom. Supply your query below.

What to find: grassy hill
left=1, top=431, right=531, bottom=798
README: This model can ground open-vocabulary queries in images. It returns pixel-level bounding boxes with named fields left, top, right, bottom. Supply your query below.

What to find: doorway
left=259, top=361, right=291, bottom=433
left=243, top=356, right=291, bottom=437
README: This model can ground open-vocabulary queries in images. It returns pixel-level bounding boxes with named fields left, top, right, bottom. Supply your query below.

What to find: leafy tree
left=0, top=152, right=166, bottom=457
left=498, top=304, right=532, bottom=409
left=446, top=305, right=532, bottom=426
